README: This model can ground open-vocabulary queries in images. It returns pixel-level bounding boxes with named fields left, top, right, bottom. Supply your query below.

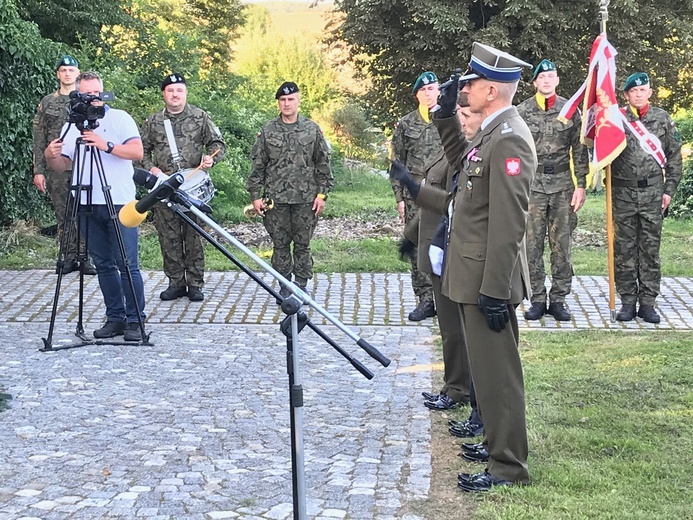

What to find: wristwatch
left=105, top=141, right=115, bottom=154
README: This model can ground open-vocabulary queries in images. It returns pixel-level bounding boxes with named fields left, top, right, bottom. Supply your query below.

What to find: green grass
left=442, top=331, right=693, bottom=520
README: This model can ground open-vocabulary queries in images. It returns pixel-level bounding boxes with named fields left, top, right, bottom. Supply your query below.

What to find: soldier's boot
left=616, top=303, right=636, bottom=321
left=80, top=257, right=97, bottom=276
left=547, top=302, right=571, bottom=321
left=524, top=302, right=547, bottom=321
left=160, top=286, right=187, bottom=301
left=58, top=258, right=80, bottom=275
left=408, top=300, right=436, bottom=322
left=637, top=304, right=660, bottom=324
left=187, top=286, right=204, bottom=302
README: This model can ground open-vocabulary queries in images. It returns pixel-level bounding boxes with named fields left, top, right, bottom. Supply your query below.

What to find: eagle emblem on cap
left=542, top=63, right=548, bottom=70
left=423, top=77, right=429, bottom=84
left=63, top=58, right=69, bottom=65
left=635, top=78, right=642, bottom=85
left=283, top=87, right=290, bottom=94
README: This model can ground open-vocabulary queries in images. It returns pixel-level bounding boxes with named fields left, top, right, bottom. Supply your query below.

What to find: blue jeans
left=81, top=205, right=146, bottom=323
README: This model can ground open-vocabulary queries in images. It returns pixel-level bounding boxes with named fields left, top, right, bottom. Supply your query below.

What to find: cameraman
left=45, top=71, right=147, bottom=342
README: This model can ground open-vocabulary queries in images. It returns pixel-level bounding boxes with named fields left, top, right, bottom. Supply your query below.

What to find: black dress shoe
left=93, top=321, right=126, bottom=339
left=458, top=471, right=485, bottom=483
left=461, top=441, right=484, bottom=452
left=422, top=391, right=440, bottom=401
left=524, top=302, right=546, bottom=320
left=449, top=420, right=483, bottom=438
left=461, top=448, right=489, bottom=463
left=424, top=394, right=458, bottom=411
left=458, top=470, right=514, bottom=492
left=637, top=304, right=660, bottom=324
left=160, top=286, right=187, bottom=301
left=547, top=301, right=571, bottom=321
left=187, top=286, right=204, bottom=302
left=616, top=303, right=636, bottom=321
left=408, top=300, right=436, bottom=322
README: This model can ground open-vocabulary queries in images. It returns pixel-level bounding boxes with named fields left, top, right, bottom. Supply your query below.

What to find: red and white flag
left=558, top=33, right=626, bottom=172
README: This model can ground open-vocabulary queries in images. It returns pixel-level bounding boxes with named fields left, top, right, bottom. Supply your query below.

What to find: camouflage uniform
left=517, top=95, right=588, bottom=305
left=391, top=109, right=442, bottom=304
left=140, top=104, right=226, bottom=289
left=247, top=115, right=332, bottom=286
left=611, top=106, right=683, bottom=306
left=33, top=91, right=81, bottom=259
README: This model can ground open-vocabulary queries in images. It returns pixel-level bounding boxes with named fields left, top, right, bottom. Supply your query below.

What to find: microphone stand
left=41, top=133, right=151, bottom=351
left=162, top=191, right=390, bottom=520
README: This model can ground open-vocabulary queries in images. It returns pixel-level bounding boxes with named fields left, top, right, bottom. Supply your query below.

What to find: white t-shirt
left=61, top=106, right=140, bottom=205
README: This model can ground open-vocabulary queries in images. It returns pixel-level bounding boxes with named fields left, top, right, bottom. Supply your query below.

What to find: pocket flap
left=461, top=242, right=486, bottom=261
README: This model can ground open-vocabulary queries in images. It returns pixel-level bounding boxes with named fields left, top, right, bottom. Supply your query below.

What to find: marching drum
left=178, top=168, right=215, bottom=204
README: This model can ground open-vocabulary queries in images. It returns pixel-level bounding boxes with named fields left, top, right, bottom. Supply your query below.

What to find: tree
left=328, top=0, right=693, bottom=124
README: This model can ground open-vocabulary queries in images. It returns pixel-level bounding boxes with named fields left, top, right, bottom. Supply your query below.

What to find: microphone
left=118, top=173, right=184, bottom=228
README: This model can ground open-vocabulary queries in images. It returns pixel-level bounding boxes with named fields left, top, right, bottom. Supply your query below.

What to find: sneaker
left=408, top=300, right=436, bottom=322
left=160, top=286, right=187, bottom=301
left=187, top=286, right=204, bottom=302
left=123, top=322, right=143, bottom=342
left=93, top=321, right=126, bottom=338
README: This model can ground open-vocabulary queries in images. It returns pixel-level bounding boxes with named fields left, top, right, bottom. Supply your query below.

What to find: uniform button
left=476, top=252, right=482, bottom=258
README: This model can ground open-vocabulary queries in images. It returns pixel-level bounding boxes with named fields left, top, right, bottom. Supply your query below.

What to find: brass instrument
left=243, top=197, right=274, bottom=219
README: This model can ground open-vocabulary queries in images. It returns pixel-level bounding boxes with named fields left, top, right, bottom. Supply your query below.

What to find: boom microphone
left=118, top=173, right=185, bottom=228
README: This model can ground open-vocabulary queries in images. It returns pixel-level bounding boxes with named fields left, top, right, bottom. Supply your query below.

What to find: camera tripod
left=41, top=134, right=150, bottom=351
left=155, top=188, right=390, bottom=520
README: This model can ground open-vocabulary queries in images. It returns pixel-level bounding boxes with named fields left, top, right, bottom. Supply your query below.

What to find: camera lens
left=133, top=168, right=157, bottom=189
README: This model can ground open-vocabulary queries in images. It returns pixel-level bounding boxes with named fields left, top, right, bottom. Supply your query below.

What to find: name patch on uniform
left=505, top=158, right=521, bottom=176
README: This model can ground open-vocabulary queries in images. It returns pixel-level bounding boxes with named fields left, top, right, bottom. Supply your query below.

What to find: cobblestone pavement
left=1, top=271, right=692, bottom=520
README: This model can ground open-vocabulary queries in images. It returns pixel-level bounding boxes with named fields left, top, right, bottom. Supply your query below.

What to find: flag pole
left=600, top=0, right=617, bottom=321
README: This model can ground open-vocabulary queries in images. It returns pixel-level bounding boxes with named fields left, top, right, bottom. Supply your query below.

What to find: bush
left=668, top=159, right=693, bottom=219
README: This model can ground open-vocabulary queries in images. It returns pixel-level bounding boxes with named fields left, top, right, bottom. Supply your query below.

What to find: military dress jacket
left=140, top=104, right=226, bottom=173
left=247, top=115, right=333, bottom=204
left=391, top=109, right=443, bottom=202
left=33, top=91, right=70, bottom=175
left=417, top=108, right=536, bottom=305
left=612, top=106, right=683, bottom=197
left=517, top=95, right=588, bottom=194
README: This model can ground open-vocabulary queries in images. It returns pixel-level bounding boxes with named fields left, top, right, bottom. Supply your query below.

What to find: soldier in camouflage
left=517, top=60, right=589, bottom=322
left=33, top=55, right=96, bottom=275
left=612, top=72, right=683, bottom=324
left=140, top=73, right=226, bottom=302
left=391, top=72, right=442, bottom=321
left=246, top=82, right=333, bottom=300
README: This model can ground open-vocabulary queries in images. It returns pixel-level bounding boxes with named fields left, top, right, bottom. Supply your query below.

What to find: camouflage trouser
left=612, top=185, right=662, bottom=306
left=263, top=203, right=317, bottom=286
left=151, top=204, right=205, bottom=288
left=403, top=197, right=433, bottom=304
left=47, top=169, right=82, bottom=261
left=525, top=190, right=574, bottom=304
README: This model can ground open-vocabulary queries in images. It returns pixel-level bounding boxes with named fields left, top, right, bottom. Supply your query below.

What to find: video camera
left=67, top=90, right=115, bottom=131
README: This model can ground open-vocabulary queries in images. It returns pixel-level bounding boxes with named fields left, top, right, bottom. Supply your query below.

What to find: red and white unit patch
left=505, top=158, right=521, bottom=176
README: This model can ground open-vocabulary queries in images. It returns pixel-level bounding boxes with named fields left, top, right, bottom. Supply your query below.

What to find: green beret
left=532, top=59, right=557, bottom=80
left=56, top=55, right=78, bottom=70
left=412, top=72, right=438, bottom=94
left=623, top=72, right=649, bottom=91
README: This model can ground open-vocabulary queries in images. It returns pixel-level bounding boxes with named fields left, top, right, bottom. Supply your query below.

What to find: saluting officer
left=612, top=72, right=683, bottom=323
left=517, top=59, right=589, bottom=322
left=33, top=55, right=96, bottom=275
left=391, top=72, right=443, bottom=322
left=140, top=73, right=226, bottom=303
left=393, top=42, right=536, bottom=491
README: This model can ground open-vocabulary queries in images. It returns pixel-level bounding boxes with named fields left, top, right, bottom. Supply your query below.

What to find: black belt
left=538, top=164, right=571, bottom=175
left=611, top=175, right=662, bottom=188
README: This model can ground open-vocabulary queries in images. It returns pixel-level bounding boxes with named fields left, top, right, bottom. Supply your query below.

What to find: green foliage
left=0, top=0, right=61, bottom=226
left=668, top=160, right=693, bottom=219
left=330, top=0, right=693, bottom=123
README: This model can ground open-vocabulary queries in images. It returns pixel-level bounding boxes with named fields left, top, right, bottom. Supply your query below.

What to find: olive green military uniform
left=611, top=106, right=682, bottom=306
left=417, top=111, right=536, bottom=483
left=392, top=109, right=442, bottom=305
left=140, top=104, right=226, bottom=289
left=517, top=95, right=588, bottom=306
left=247, top=115, right=333, bottom=286
left=33, top=91, right=81, bottom=258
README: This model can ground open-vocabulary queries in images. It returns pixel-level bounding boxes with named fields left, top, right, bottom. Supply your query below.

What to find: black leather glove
left=397, top=237, right=416, bottom=261
left=389, top=160, right=420, bottom=199
left=434, top=72, right=460, bottom=119
left=477, top=294, right=510, bottom=332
